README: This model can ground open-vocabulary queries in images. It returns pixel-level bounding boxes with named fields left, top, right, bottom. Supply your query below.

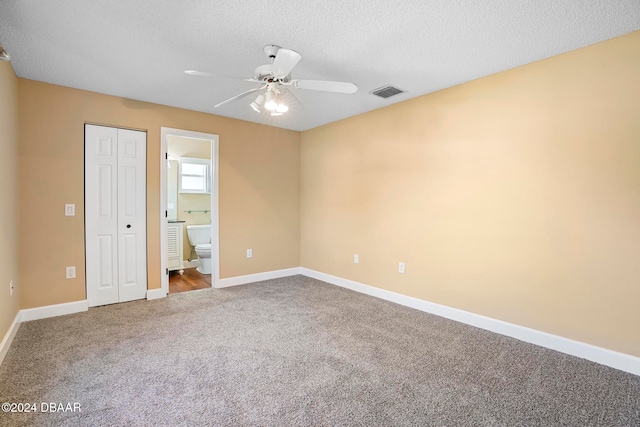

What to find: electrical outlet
left=398, top=262, right=405, bottom=274
left=354, top=254, right=359, bottom=264
left=65, top=204, right=75, bottom=216
left=246, top=249, right=252, bottom=259
left=65, top=266, right=76, bottom=279
left=9, top=280, right=14, bottom=296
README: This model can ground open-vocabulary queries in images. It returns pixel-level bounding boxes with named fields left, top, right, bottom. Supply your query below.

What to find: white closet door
left=86, top=125, right=120, bottom=306
left=85, top=125, right=147, bottom=307
left=116, top=128, right=147, bottom=303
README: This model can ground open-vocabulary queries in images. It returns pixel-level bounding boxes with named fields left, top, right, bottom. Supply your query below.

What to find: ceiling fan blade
left=271, top=48, right=301, bottom=79
left=290, top=79, right=357, bottom=94
left=185, top=70, right=217, bottom=77
left=186, top=70, right=245, bottom=80
left=214, top=86, right=264, bottom=108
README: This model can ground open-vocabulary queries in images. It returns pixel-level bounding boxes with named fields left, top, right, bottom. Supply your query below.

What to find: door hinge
left=165, top=210, right=168, bottom=218
left=166, top=268, right=169, bottom=275
left=165, top=152, right=168, bottom=159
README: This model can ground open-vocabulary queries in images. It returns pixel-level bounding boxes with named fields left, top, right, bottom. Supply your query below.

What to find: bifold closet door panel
left=85, top=125, right=120, bottom=307
left=116, top=128, right=147, bottom=303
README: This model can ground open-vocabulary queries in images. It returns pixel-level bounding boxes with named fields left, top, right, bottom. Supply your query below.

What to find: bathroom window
left=179, top=158, right=211, bottom=194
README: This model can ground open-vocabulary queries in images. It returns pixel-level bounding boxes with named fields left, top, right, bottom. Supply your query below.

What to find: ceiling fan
left=185, top=45, right=358, bottom=116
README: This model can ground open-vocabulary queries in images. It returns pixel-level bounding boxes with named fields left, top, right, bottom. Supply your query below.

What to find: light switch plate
left=65, top=204, right=75, bottom=216
left=247, top=249, right=252, bottom=258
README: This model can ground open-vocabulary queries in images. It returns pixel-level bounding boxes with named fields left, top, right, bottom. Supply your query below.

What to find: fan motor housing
left=254, top=64, right=290, bottom=83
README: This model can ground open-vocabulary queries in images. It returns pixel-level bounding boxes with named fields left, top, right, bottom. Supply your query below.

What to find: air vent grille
left=371, top=85, right=405, bottom=99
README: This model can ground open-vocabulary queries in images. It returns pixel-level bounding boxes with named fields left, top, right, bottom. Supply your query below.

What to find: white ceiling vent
left=370, top=85, right=405, bottom=99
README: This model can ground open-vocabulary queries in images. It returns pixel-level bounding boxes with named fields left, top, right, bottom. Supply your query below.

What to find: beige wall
left=18, top=80, right=300, bottom=309
left=301, top=32, right=640, bottom=357
left=0, top=61, right=19, bottom=342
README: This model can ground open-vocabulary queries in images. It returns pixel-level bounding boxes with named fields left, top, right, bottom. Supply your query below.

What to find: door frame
left=160, top=127, right=220, bottom=294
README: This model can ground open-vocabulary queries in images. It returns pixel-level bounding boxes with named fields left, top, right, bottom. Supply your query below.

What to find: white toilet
left=186, top=225, right=212, bottom=275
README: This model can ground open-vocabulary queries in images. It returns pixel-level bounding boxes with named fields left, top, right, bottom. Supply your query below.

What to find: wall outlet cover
left=354, top=254, right=359, bottom=264
left=398, top=262, right=405, bottom=274
left=65, top=266, right=76, bottom=279
left=65, top=204, right=75, bottom=216
left=247, top=249, right=252, bottom=258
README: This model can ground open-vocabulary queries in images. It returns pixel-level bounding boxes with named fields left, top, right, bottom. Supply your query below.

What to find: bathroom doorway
left=160, top=127, right=219, bottom=295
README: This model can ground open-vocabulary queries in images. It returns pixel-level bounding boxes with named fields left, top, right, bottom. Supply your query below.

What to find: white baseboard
left=0, top=311, right=21, bottom=366
left=300, top=268, right=640, bottom=377
left=20, top=300, right=88, bottom=322
left=146, top=288, right=166, bottom=300
left=217, top=267, right=301, bottom=289
left=6, top=269, right=637, bottom=376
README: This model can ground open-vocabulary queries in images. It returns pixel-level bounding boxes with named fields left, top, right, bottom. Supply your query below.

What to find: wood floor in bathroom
left=169, top=268, right=212, bottom=294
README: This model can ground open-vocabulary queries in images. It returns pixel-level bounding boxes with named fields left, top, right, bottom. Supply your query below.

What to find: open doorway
left=160, top=127, right=219, bottom=295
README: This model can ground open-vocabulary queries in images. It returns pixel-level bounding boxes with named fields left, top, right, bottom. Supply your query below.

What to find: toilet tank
left=186, top=225, right=211, bottom=246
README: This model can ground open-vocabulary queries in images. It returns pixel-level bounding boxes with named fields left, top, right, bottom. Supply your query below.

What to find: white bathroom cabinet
left=168, top=222, right=185, bottom=275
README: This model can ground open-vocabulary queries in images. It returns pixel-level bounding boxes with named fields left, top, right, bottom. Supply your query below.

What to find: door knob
left=126, top=224, right=131, bottom=228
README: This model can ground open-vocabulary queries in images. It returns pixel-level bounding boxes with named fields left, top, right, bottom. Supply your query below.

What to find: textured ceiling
left=1, top=1, right=639, bottom=131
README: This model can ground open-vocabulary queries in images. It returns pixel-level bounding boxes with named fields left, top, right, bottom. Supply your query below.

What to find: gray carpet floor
left=1, top=275, right=638, bottom=426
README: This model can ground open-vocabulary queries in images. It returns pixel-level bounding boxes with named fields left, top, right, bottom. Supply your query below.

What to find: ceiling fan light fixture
left=264, top=91, right=277, bottom=111
left=250, top=94, right=265, bottom=113
left=270, top=111, right=284, bottom=117
left=0, top=43, right=10, bottom=62
left=276, top=103, right=288, bottom=113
